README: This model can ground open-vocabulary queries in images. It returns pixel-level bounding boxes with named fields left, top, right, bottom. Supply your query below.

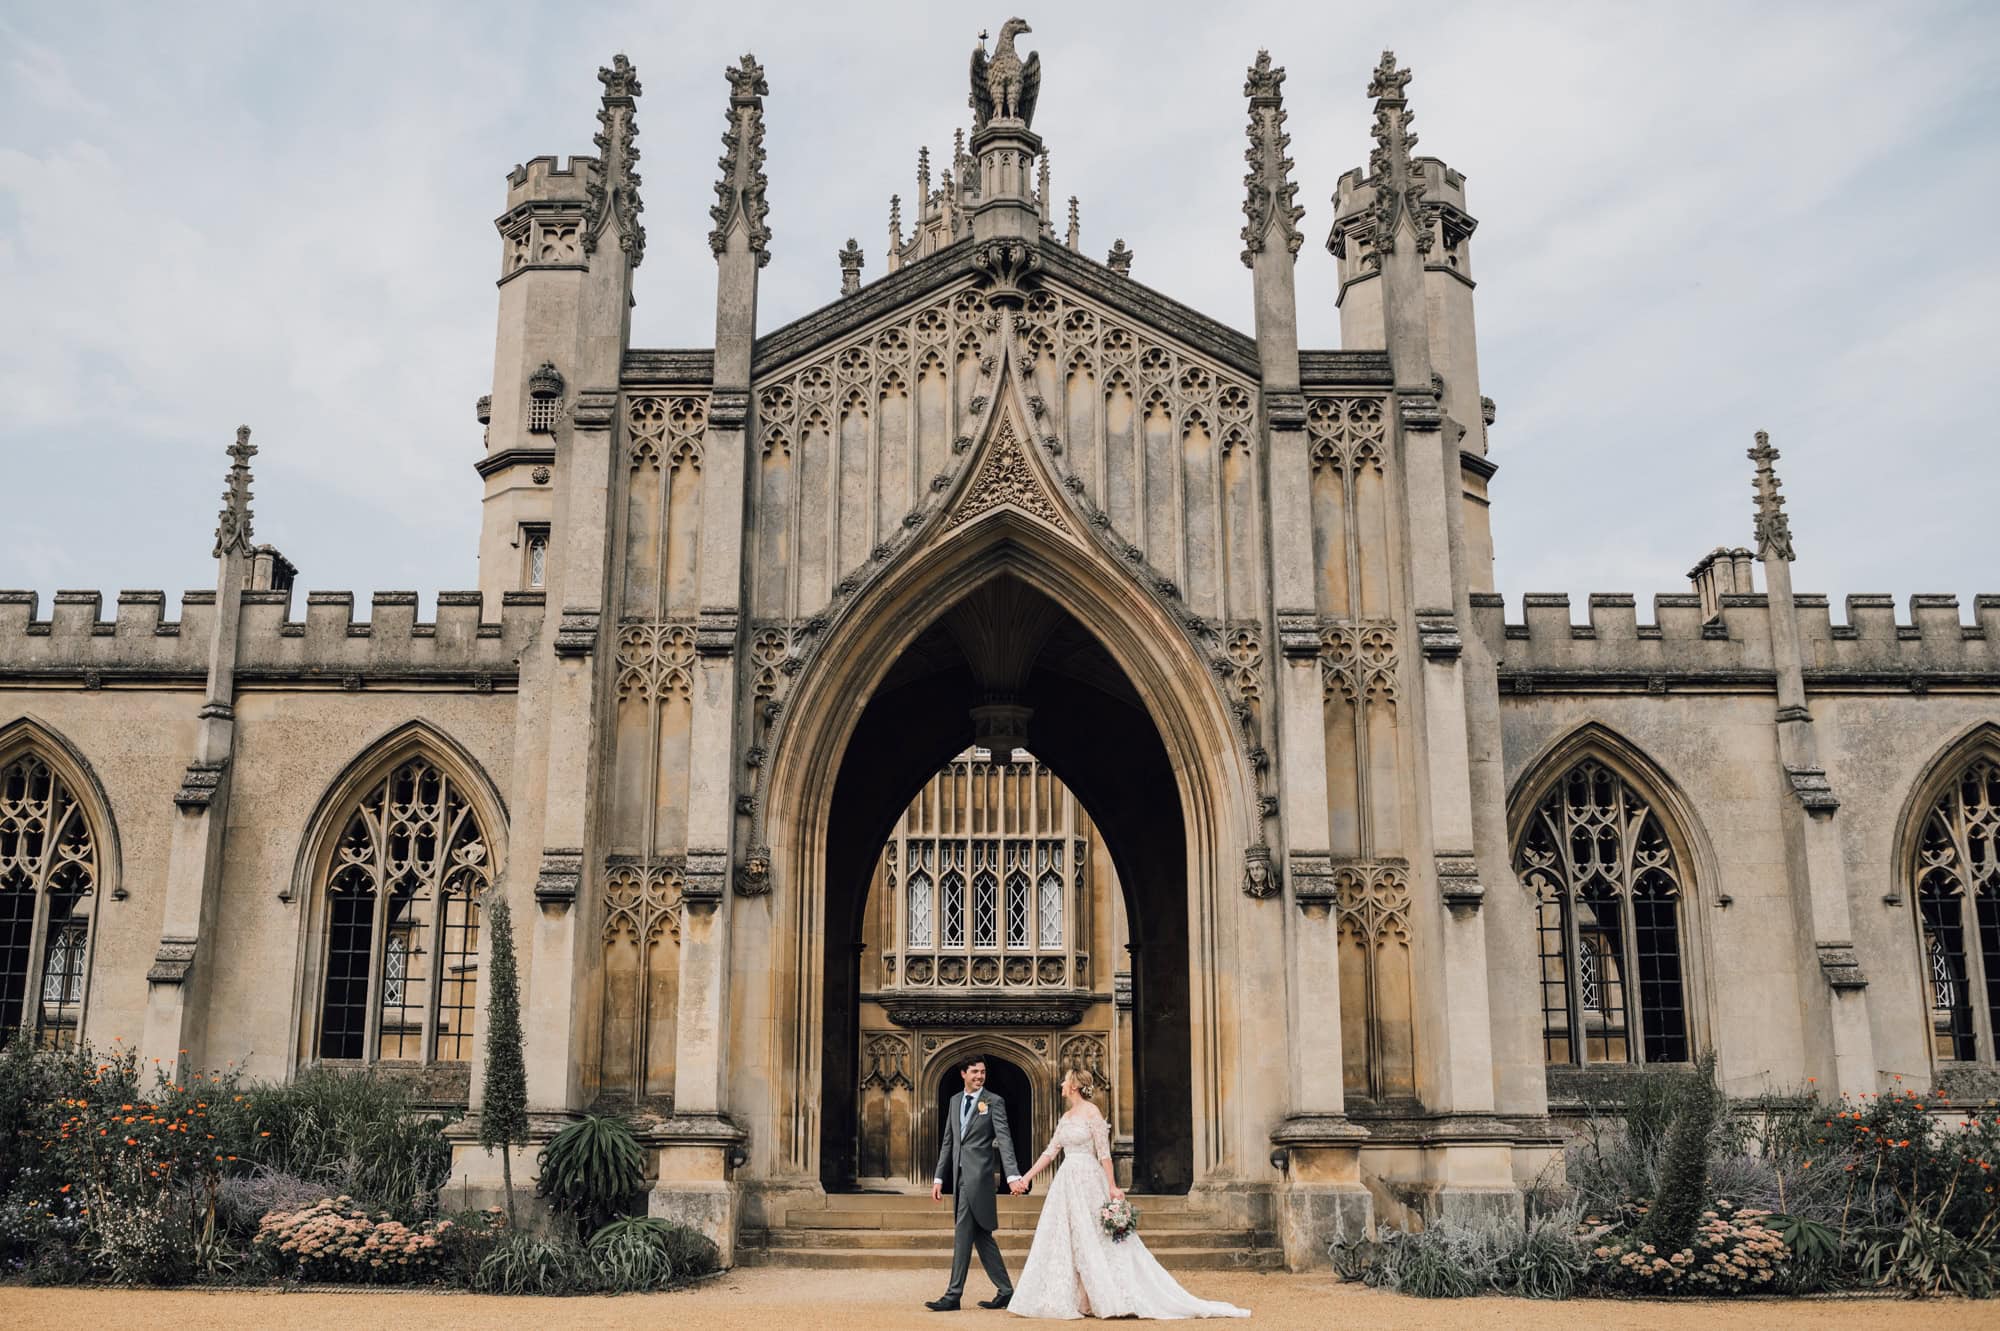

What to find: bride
left=1007, top=1070, right=1249, bottom=1320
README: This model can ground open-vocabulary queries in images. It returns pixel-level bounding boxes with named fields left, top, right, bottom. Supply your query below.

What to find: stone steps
left=737, top=1243, right=1284, bottom=1272
left=744, top=1191, right=1283, bottom=1273
left=754, top=1226, right=1263, bottom=1250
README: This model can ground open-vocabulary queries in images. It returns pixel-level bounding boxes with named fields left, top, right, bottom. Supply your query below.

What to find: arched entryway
left=815, top=575, right=1194, bottom=1193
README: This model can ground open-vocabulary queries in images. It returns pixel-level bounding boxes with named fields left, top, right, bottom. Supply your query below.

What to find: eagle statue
left=970, top=18, right=1041, bottom=128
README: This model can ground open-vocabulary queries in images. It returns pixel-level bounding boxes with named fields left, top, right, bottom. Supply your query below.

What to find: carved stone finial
left=838, top=237, right=864, bottom=296
left=585, top=53, right=646, bottom=266
left=1360, top=49, right=1438, bottom=269
left=1037, top=150, right=1052, bottom=229
left=1106, top=238, right=1134, bottom=276
left=888, top=193, right=903, bottom=249
left=1241, top=50, right=1304, bottom=268
left=213, top=425, right=257, bottom=560
left=1065, top=195, right=1080, bottom=250
left=1749, top=430, right=1796, bottom=562
left=709, top=54, right=772, bottom=267
left=969, top=18, right=1041, bottom=129
left=970, top=238, right=1042, bottom=307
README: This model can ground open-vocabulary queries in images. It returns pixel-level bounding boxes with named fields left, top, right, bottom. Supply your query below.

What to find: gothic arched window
left=1912, top=754, right=2000, bottom=1062
left=1514, top=757, right=1692, bottom=1066
left=0, top=749, right=100, bottom=1049
left=315, top=756, right=493, bottom=1064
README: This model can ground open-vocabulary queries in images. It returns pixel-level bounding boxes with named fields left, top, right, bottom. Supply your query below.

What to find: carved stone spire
left=1240, top=50, right=1304, bottom=268
left=1363, top=49, right=1438, bottom=269
left=585, top=53, right=646, bottom=266
left=708, top=54, right=772, bottom=267
left=1037, top=150, right=1052, bottom=231
left=918, top=146, right=932, bottom=207
left=213, top=425, right=257, bottom=560
left=1065, top=196, right=1080, bottom=251
left=889, top=194, right=903, bottom=250
left=1749, top=431, right=1796, bottom=562
left=839, top=237, right=864, bottom=297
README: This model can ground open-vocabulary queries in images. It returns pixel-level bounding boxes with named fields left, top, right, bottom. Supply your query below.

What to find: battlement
left=504, top=155, right=598, bottom=208
left=0, top=589, right=545, bottom=686
left=1474, top=591, right=2000, bottom=688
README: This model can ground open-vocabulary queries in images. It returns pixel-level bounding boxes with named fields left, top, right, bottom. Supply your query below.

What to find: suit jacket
left=935, top=1088, right=1022, bottom=1232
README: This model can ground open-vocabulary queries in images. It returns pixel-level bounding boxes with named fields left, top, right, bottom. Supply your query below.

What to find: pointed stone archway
left=733, top=356, right=1273, bottom=1217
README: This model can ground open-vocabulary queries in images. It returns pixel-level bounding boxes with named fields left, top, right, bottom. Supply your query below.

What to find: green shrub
left=588, top=1216, right=679, bottom=1291
left=1494, top=1206, right=1589, bottom=1300
left=476, top=1231, right=598, bottom=1295
left=479, top=895, right=530, bottom=1227
left=215, top=1167, right=329, bottom=1239
left=1860, top=1213, right=1998, bottom=1299
left=536, top=1115, right=645, bottom=1238
left=247, top=1068, right=450, bottom=1221
left=433, top=1207, right=510, bottom=1287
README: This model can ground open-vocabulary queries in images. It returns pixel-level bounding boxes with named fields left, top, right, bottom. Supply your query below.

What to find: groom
left=926, top=1056, right=1024, bottom=1311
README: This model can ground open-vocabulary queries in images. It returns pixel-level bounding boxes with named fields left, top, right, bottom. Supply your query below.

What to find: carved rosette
left=1333, top=860, right=1411, bottom=945
left=1320, top=622, right=1400, bottom=712
left=603, top=860, right=683, bottom=946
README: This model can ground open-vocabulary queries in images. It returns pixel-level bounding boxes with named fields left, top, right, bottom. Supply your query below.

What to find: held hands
left=1009, top=1178, right=1029, bottom=1195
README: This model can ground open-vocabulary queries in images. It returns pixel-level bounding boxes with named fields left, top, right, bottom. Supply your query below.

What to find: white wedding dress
left=1009, top=1110, right=1249, bottom=1320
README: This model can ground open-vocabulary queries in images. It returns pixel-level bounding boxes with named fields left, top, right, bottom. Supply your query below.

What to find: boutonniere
left=976, top=1101, right=990, bottom=1115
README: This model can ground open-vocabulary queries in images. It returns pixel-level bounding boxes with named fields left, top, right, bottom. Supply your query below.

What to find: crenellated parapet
left=0, top=588, right=544, bottom=687
left=1475, top=590, right=2000, bottom=691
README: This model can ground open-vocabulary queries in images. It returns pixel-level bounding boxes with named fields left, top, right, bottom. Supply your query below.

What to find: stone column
left=141, top=428, right=257, bottom=1078
left=646, top=55, right=771, bottom=1262
left=1240, top=52, right=1371, bottom=1267
left=1751, top=434, right=1874, bottom=1098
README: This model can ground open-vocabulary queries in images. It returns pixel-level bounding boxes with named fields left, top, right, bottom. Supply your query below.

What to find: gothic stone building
left=3, top=28, right=1997, bottom=1271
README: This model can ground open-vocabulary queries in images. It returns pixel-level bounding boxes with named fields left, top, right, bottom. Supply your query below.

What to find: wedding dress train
left=1008, top=1111, right=1249, bottom=1320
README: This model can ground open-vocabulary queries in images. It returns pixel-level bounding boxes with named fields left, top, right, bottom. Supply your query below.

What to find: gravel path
left=0, top=1270, right=1948, bottom=1329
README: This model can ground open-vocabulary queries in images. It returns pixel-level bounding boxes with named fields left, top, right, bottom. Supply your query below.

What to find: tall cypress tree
left=479, top=893, right=529, bottom=1227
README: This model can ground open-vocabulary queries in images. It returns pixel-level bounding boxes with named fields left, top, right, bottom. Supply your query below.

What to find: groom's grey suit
left=934, top=1088, right=1023, bottom=1301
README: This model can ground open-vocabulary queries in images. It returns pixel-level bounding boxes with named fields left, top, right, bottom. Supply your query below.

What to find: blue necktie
left=961, top=1094, right=974, bottom=1132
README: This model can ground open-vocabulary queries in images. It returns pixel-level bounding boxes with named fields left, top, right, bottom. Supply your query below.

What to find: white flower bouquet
left=1099, top=1197, right=1139, bottom=1243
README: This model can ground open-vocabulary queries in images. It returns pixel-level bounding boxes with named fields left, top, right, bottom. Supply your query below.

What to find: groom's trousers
left=945, top=1189, right=1012, bottom=1299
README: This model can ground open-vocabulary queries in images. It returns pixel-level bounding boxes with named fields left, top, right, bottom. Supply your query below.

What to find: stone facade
left=1, top=27, right=1996, bottom=1273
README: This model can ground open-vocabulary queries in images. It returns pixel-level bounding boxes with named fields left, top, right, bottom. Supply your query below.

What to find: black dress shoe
left=925, top=1296, right=961, bottom=1311
left=977, top=1292, right=1013, bottom=1309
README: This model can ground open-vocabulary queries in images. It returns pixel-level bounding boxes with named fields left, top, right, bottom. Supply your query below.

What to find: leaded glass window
left=1513, top=756, right=1691, bottom=1066
left=876, top=748, right=1088, bottom=991
left=316, top=755, right=493, bottom=1064
left=0, top=751, right=99, bottom=1050
left=1912, top=754, right=2000, bottom=1061
left=1005, top=843, right=1031, bottom=949
left=971, top=842, right=999, bottom=949
left=1037, top=842, right=1064, bottom=949
left=907, top=843, right=934, bottom=948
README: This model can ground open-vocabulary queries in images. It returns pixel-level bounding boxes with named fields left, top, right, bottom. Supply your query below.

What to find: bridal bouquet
left=1099, top=1197, right=1139, bottom=1243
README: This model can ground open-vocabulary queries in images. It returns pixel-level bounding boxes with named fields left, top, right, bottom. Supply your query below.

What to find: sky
left=2, top=1, right=1995, bottom=622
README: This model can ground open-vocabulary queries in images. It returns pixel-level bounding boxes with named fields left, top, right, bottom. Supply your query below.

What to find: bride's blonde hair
left=1066, top=1068, right=1097, bottom=1101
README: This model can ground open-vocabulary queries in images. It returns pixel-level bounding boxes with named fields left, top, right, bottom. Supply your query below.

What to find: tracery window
left=1515, top=757, right=1691, bottom=1066
left=316, top=757, right=492, bottom=1063
left=879, top=748, right=1086, bottom=990
left=1913, top=755, right=2000, bottom=1062
left=0, top=752, right=99, bottom=1049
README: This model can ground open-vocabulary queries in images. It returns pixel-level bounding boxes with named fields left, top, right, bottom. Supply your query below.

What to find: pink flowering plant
left=1099, top=1197, right=1139, bottom=1243
left=253, top=1196, right=449, bottom=1283
left=1590, top=1198, right=1791, bottom=1294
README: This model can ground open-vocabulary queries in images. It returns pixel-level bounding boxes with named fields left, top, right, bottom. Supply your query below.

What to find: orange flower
left=59, top=1185, right=70, bottom=1194
left=123, top=1138, right=137, bottom=1146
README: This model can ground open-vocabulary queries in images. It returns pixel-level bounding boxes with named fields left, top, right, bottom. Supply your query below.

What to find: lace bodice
left=1036, top=1110, right=1113, bottom=1169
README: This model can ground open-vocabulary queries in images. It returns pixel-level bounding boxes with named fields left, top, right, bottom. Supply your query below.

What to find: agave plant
left=536, top=1114, right=646, bottom=1237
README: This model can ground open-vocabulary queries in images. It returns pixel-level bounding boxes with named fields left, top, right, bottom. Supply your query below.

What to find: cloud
left=0, top=0, right=1993, bottom=620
